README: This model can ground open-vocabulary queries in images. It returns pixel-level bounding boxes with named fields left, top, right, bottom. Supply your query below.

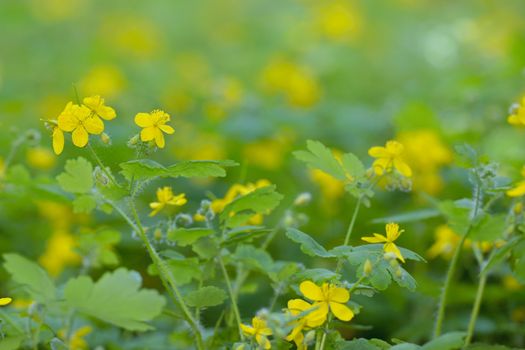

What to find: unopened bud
left=383, top=252, right=397, bottom=261
left=514, top=202, right=523, bottom=215
left=100, top=132, right=111, bottom=145
left=294, top=192, right=312, bottom=206
left=128, top=134, right=140, bottom=147
left=153, top=228, right=163, bottom=241
left=364, top=259, right=373, bottom=275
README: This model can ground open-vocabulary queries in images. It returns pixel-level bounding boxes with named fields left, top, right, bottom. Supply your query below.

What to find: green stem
left=464, top=271, right=487, bottom=348
left=218, top=255, right=244, bottom=340
left=433, top=183, right=482, bottom=338
left=113, top=199, right=204, bottom=350
left=335, top=196, right=363, bottom=273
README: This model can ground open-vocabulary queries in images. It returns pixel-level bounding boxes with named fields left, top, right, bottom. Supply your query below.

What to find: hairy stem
left=112, top=199, right=204, bottom=350
left=218, top=255, right=244, bottom=340
left=88, top=143, right=119, bottom=187
left=464, top=271, right=487, bottom=348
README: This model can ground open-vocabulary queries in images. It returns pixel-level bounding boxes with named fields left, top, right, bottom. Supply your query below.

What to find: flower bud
left=383, top=252, right=397, bottom=261
left=514, top=202, right=523, bottom=215
left=100, top=132, right=111, bottom=145
left=293, top=192, right=312, bottom=206
left=128, top=134, right=140, bottom=147
left=364, top=259, right=373, bottom=275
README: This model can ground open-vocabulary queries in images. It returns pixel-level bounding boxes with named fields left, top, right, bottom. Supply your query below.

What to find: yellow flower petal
left=384, top=242, right=405, bottom=263
left=52, top=127, right=64, bottom=155
left=256, top=334, right=271, bottom=349
left=385, top=223, right=401, bottom=241
left=158, top=124, right=175, bottom=134
left=329, top=286, right=349, bottom=303
left=154, top=128, right=166, bottom=148
left=507, top=181, right=525, bottom=197
left=140, top=126, right=156, bottom=142
left=57, top=103, right=79, bottom=132
left=368, top=146, right=388, bottom=158
left=135, top=112, right=153, bottom=127
left=287, top=299, right=314, bottom=315
left=0, top=297, right=12, bottom=306
left=299, top=280, right=323, bottom=301
left=83, top=116, right=104, bottom=135
left=71, top=127, right=89, bottom=148
left=362, top=233, right=388, bottom=243
left=329, top=301, right=354, bottom=321
left=393, top=158, right=412, bottom=177
left=240, top=323, right=255, bottom=336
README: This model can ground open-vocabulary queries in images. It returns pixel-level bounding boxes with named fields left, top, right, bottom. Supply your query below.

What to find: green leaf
left=482, top=236, right=523, bottom=274
left=421, top=332, right=466, bottom=350
left=120, top=159, right=237, bottom=181
left=56, top=157, right=93, bottom=194
left=465, top=344, right=519, bottom=350
left=371, top=209, right=440, bottom=224
left=390, top=344, right=420, bottom=350
left=72, top=195, right=97, bottom=214
left=368, top=261, right=391, bottom=290
left=286, top=228, right=335, bottom=258
left=167, top=228, right=215, bottom=247
left=294, top=268, right=341, bottom=283
left=64, top=268, right=166, bottom=331
left=232, top=244, right=274, bottom=272
left=469, top=214, right=507, bottom=242
left=3, top=254, right=56, bottom=303
left=341, top=153, right=366, bottom=179
left=0, top=336, right=25, bottom=350
left=148, top=257, right=201, bottom=285
left=293, top=140, right=346, bottom=180
left=185, top=286, right=227, bottom=308
left=220, top=185, right=283, bottom=228
left=438, top=200, right=471, bottom=234
left=338, top=338, right=382, bottom=350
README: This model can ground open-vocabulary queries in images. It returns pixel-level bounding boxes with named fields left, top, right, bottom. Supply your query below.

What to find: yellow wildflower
left=508, top=97, right=525, bottom=127
left=58, top=102, right=104, bottom=148
left=82, top=95, right=116, bottom=121
left=80, top=65, right=125, bottom=98
left=507, top=166, right=525, bottom=197
left=26, top=147, right=56, bottom=170
left=427, top=225, right=460, bottom=259
left=316, top=1, right=362, bottom=42
left=39, top=231, right=81, bottom=277
left=134, top=109, right=174, bottom=148
left=362, top=223, right=406, bottom=263
left=149, top=187, right=187, bottom=216
left=0, top=297, right=12, bottom=306
left=285, top=299, right=324, bottom=350
left=368, top=140, right=412, bottom=177
left=240, top=316, right=272, bottom=349
left=299, top=281, right=354, bottom=323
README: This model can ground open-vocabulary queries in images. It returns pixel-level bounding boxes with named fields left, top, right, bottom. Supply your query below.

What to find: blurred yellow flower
left=362, top=223, right=405, bottom=263
left=26, top=147, right=56, bottom=170
left=83, top=95, right=116, bottom=121
left=80, top=65, right=125, bottom=98
left=135, top=110, right=174, bottom=148
left=397, top=130, right=451, bottom=194
left=37, top=201, right=73, bottom=231
left=316, top=1, right=362, bottom=42
left=243, top=137, right=291, bottom=170
left=58, top=102, right=104, bottom=148
left=507, top=166, right=525, bottom=197
left=102, top=16, right=161, bottom=58
left=299, top=280, right=354, bottom=323
left=427, top=225, right=460, bottom=260
left=369, top=140, right=412, bottom=177
left=310, top=168, right=345, bottom=201
left=39, top=231, right=81, bottom=277
left=240, top=316, right=272, bottom=349
left=59, top=326, right=92, bottom=350
left=260, top=58, right=320, bottom=108
left=29, top=0, right=87, bottom=22
left=508, top=97, right=525, bottom=127
left=149, top=187, right=187, bottom=216
left=0, top=297, right=12, bottom=306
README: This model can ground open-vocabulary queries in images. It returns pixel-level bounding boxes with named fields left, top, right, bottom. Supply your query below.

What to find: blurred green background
left=2, top=0, right=525, bottom=347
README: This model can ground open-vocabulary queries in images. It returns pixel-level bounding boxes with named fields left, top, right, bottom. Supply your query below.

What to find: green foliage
left=285, top=228, right=336, bottom=258
left=294, top=140, right=348, bottom=180
left=469, top=214, right=507, bottom=242
left=3, top=254, right=56, bottom=303
left=56, top=157, right=94, bottom=194
left=185, top=286, right=227, bottom=308
left=167, top=227, right=215, bottom=246
left=72, top=194, right=97, bottom=213
left=64, top=268, right=166, bottom=331
left=119, top=159, right=238, bottom=181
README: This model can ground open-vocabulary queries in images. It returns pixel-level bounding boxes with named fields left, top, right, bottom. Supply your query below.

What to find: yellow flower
left=427, top=225, right=460, bottom=260
left=299, top=281, right=354, bottom=323
left=316, top=1, right=362, bottom=42
left=508, top=97, right=525, bottom=127
left=240, top=316, right=272, bottom=349
left=507, top=166, right=525, bottom=197
left=285, top=299, right=325, bottom=350
left=58, top=102, right=104, bottom=148
left=362, top=223, right=406, bottom=263
left=149, top=187, right=187, bottom=216
left=368, top=140, right=412, bottom=177
left=0, top=297, right=12, bottom=306
left=26, top=147, right=56, bottom=170
left=80, top=65, right=125, bottom=98
left=134, top=109, right=175, bottom=148
left=59, top=326, right=92, bottom=350
left=82, top=95, right=116, bottom=121
left=52, top=124, right=65, bottom=155
left=39, top=231, right=81, bottom=277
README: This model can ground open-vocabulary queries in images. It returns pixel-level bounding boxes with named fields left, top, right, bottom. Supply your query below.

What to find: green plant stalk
left=335, top=196, right=363, bottom=274
left=113, top=200, right=205, bottom=350
left=464, top=271, right=487, bottom=348
left=218, top=254, right=244, bottom=340
left=88, top=143, right=119, bottom=187
left=433, top=184, right=482, bottom=338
